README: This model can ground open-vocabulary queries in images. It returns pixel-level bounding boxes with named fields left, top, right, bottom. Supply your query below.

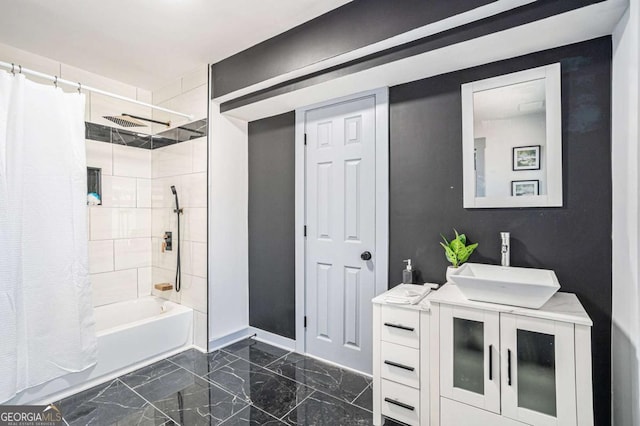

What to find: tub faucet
left=501, top=232, right=510, bottom=267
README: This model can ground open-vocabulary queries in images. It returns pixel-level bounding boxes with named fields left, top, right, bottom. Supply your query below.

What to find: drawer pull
left=383, top=322, right=414, bottom=332
left=384, top=360, right=415, bottom=372
left=384, top=397, right=415, bottom=411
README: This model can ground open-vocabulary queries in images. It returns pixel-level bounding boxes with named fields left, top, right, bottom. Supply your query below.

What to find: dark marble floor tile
left=57, top=379, right=174, bottom=425
left=220, top=405, right=285, bottom=425
left=134, top=367, right=248, bottom=425
left=283, top=391, right=373, bottom=426
left=169, top=348, right=238, bottom=377
left=120, top=359, right=180, bottom=389
left=221, top=338, right=290, bottom=367
left=267, top=352, right=371, bottom=403
left=352, top=384, right=373, bottom=412
left=206, top=358, right=313, bottom=419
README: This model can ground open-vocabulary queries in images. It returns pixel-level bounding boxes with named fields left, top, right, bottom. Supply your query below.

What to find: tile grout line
left=116, top=378, right=179, bottom=426
left=263, top=350, right=293, bottom=369
left=351, top=383, right=371, bottom=404
left=279, top=390, right=317, bottom=421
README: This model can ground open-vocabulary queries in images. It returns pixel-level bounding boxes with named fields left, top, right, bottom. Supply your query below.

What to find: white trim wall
left=612, top=2, right=640, bottom=425
left=208, top=101, right=250, bottom=346
left=294, top=88, right=390, bottom=355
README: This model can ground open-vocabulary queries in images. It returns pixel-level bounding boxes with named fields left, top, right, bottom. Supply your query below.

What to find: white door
left=440, top=305, right=501, bottom=414
left=500, top=314, right=577, bottom=426
left=304, top=95, right=376, bottom=373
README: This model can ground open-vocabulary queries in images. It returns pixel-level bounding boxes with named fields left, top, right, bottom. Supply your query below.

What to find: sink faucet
left=501, top=232, right=510, bottom=267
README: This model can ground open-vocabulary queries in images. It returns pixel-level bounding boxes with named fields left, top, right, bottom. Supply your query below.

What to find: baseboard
left=248, top=326, right=296, bottom=352
left=303, top=351, right=372, bottom=378
left=208, top=327, right=252, bottom=351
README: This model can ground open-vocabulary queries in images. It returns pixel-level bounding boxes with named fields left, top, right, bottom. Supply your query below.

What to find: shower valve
left=163, top=232, right=172, bottom=251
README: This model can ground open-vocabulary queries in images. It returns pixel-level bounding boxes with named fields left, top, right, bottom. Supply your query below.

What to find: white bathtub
left=10, top=296, right=193, bottom=404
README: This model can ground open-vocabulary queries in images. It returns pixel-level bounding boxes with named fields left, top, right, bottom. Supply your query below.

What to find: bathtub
left=10, top=296, right=193, bottom=405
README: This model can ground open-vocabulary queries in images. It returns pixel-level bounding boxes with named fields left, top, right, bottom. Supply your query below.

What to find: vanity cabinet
left=372, top=286, right=432, bottom=426
left=431, top=284, right=593, bottom=426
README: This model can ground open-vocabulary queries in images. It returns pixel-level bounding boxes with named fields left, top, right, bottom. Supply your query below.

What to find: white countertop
left=372, top=284, right=432, bottom=311
left=428, top=283, right=592, bottom=326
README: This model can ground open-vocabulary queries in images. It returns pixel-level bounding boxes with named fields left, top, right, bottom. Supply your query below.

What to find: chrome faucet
left=501, top=232, right=510, bottom=267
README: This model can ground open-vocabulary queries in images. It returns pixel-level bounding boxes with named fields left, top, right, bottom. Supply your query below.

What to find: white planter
left=446, top=266, right=458, bottom=282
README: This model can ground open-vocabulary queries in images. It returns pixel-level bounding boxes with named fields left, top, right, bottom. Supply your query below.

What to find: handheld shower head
left=170, top=185, right=182, bottom=214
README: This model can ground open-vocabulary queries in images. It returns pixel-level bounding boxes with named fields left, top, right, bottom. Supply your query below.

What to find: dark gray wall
left=248, top=112, right=296, bottom=339
left=214, top=0, right=604, bottom=110
left=212, top=0, right=494, bottom=98
left=246, top=37, right=612, bottom=426
left=389, top=37, right=612, bottom=425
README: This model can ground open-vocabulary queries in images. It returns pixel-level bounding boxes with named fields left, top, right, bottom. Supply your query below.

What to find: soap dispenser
left=402, top=259, right=416, bottom=284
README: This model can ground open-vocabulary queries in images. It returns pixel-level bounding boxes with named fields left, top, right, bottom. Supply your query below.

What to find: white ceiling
left=0, top=0, right=352, bottom=90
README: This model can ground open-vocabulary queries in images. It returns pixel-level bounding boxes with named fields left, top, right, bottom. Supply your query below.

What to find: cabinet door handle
left=384, top=397, right=415, bottom=411
left=383, top=322, right=414, bottom=332
left=488, top=344, right=493, bottom=381
left=384, top=360, right=415, bottom=372
left=507, top=349, right=512, bottom=386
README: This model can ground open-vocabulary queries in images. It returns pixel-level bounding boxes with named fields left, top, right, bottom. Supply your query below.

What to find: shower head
left=171, top=185, right=177, bottom=195
left=103, top=113, right=171, bottom=128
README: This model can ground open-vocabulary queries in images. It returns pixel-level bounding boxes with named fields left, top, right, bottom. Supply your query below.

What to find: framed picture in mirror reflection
left=512, top=180, right=539, bottom=197
left=513, top=145, right=541, bottom=171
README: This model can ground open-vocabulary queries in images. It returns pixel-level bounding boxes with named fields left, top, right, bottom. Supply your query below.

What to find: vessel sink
left=449, top=263, right=560, bottom=309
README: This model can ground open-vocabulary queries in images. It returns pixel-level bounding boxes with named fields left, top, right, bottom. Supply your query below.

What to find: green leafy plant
left=440, top=229, right=479, bottom=268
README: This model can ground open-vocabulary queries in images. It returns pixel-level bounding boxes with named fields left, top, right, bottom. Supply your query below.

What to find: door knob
left=361, top=251, right=372, bottom=261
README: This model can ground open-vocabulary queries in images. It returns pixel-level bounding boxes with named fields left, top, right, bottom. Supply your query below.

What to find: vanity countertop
left=372, top=284, right=431, bottom=311
left=428, top=283, right=592, bottom=326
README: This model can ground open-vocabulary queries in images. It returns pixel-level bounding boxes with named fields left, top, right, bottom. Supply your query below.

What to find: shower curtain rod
left=0, top=60, right=194, bottom=120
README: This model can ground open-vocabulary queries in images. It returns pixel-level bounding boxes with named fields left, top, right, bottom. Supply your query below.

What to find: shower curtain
left=0, top=72, right=97, bottom=402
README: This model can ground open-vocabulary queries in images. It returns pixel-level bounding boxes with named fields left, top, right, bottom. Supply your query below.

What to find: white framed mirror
left=461, top=63, right=562, bottom=208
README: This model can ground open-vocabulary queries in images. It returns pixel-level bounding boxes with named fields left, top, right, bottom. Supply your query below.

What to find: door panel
left=500, top=314, right=576, bottom=426
left=440, top=305, right=500, bottom=414
left=305, top=96, right=376, bottom=373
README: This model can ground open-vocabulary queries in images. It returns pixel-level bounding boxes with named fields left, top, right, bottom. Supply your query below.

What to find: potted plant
left=440, top=230, right=478, bottom=281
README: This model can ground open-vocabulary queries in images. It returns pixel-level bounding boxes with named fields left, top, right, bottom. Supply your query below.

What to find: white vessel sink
left=449, top=263, right=560, bottom=309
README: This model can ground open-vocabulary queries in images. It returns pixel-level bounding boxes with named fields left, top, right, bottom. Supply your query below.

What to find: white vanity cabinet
left=430, top=284, right=594, bottom=426
left=372, top=286, right=432, bottom=426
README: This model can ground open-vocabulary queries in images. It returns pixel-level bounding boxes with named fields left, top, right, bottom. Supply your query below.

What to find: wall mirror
left=462, top=63, right=562, bottom=208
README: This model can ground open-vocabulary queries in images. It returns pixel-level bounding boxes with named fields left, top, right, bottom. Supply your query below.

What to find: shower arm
left=0, top=60, right=193, bottom=120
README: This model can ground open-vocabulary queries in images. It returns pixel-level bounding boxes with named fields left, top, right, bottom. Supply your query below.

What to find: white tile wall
left=138, top=267, right=152, bottom=297
left=86, top=140, right=113, bottom=175
left=193, top=310, right=208, bottom=350
left=90, top=207, right=152, bottom=240
left=192, top=137, right=208, bottom=173
left=88, top=240, right=114, bottom=274
left=152, top=142, right=192, bottom=178
left=184, top=208, right=207, bottom=243
left=181, top=274, right=207, bottom=312
left=102, top=175, right=137, bottom=207
left=91, top=269, right=138, bottom=306
left=113, top=145, right=151, bottom=178
left=137, top=179, right=152, bottom=208
left=115, top=238, right=152, bottom=270
left=182, top=172, right=207, bottom=208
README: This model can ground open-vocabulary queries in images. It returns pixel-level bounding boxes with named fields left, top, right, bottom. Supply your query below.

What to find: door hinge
left=304, top=133, right=307, bottom=145
left=304, top=225, right=307, bottom=237
left=304, top=316, right=307, bottom=328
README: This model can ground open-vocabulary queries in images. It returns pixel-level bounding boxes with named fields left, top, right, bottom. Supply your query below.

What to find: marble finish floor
left=56, top=338, right=402, bottom=425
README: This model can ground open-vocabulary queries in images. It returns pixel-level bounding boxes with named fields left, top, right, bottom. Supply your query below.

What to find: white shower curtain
left=0, top=72, right=97, bottom=402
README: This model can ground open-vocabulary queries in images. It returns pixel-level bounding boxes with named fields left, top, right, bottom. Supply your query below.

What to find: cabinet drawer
left=381, top=379, right=420, bottom=426
left=381, top=341, right=420, bottom=389
left=381, top=306, right=420, bottom=348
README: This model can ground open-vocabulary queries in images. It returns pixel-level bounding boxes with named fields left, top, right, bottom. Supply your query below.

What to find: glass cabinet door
left=501, top=314, right=576, bottom=426
left=440, top=305, right=500, bottom=414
